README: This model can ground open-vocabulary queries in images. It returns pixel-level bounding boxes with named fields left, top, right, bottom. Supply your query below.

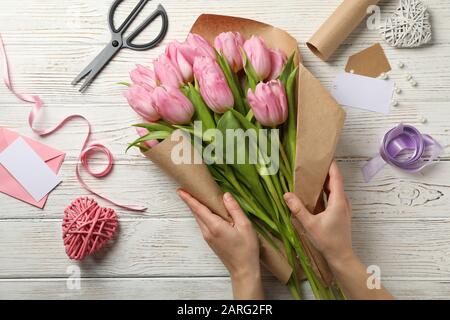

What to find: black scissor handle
left=109, top=0, right=149, bottom=34
left=108, top=0, right=168, bottom=51
left=124, top=4, right=169, bottom=51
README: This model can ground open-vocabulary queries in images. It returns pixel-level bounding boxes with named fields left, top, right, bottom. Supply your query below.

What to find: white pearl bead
left=392, top=99, right=399, bottom=107
left=406, top=74, right=413, bottom=81
left=398, top=61, right=405, bottom=68
left=419, top=116, right=428, bottom=124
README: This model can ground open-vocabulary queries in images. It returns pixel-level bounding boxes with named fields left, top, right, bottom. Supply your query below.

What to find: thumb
left=284, top=193, right=313, bottom=227
left=223, top=192, right=248, bottom=227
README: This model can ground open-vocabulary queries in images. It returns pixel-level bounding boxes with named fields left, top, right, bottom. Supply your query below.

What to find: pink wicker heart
left=63, top=197, right=119, bottom=260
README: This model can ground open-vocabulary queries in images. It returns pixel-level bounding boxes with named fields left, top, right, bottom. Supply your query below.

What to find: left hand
left=177, top=189, right=264, bottom=300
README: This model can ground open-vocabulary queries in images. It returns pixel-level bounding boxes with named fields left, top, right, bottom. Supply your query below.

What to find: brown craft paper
left=345, top=43, right=391, bottom=78
left=145, top=132, right=229, bottom=219
left=144, top=14, right=346, bottom=286
left=307, top=0, right=381, bottom=61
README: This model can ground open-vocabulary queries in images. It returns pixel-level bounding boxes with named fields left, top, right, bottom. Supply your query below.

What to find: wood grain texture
left=1, top=0, right=450, bottom=299
left=2, top=218, right=450, bottom=280
left=2, top=278, right=448, bottom=300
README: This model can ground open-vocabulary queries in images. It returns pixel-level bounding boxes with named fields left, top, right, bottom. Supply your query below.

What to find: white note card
left=331, top=72, right=395, bottom=114
left=0, top=137, right=61, bottom=202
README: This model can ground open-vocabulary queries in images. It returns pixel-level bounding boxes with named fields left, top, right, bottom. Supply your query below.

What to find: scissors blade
left=71, top=59, right=97, bottom=86
left=72, top=42, right=121, bottom=92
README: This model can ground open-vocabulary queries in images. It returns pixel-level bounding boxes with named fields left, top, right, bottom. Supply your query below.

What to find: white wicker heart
left=380, top=0, right=432, bottom=48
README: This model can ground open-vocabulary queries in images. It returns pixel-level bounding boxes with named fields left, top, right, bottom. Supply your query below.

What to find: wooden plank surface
left=0, top=0, right=450, bottom=299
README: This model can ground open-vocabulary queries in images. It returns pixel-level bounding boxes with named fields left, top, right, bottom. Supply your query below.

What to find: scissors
left=72, top=0, right=169, bottom=92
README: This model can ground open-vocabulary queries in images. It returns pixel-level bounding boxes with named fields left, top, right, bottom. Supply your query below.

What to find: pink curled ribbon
left=0, top=34, right=146, bottom=212
left=362, top=124, right=443, bottom=182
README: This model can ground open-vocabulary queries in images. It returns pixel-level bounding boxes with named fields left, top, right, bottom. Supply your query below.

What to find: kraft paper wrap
left=307, top=0, right=381, bottom=61
left=145, top=14, right=346, bottom=286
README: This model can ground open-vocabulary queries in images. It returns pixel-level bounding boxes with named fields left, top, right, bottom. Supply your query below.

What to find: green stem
left=280, top=173, right=289, bottom=194
left=225, top=167, right=278, bottom=233
left=279, top=144, right=294, bottom=191
left=287, top=278, right=301, bottom=300
left=264, top=170, right=326, bottom=299
left=285, top=67, right=299, bottom=173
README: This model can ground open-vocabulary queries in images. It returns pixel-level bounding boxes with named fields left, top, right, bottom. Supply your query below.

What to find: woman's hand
left=283, top=161, right=394, bottom=300
left=177, top=189, right=264, bottom=300
left=283, top=161, right=353, bottom=264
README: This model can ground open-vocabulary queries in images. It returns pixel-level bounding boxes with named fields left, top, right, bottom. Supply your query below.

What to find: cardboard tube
left=307, top=0, right=380, bottom=61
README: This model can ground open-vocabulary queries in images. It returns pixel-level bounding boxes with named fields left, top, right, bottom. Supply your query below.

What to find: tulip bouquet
left=123, top=23, right=344, bottom=300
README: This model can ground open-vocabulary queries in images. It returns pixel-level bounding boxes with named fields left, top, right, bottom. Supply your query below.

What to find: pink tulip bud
left=268, top=49, right=288, bottom=80
left=154, top=54, right=184, bottom=88
left=214, top=32, right=245, bottom=72
left=166, top=41, right=195, bottom=83
left=247, top=80, right=288, bottom=127
left=243, top=36, right=272, bottom=80
left=124, top=85, right=160, bottom=122
left=135, top=127, right=159, bottom=149
left=186, top=33, right=216, bottom=60
left=130, top=64, right=157, bottom=92
left=151, top=86, right=194, bottom=125
left=193, top=56, right=234, bottom=114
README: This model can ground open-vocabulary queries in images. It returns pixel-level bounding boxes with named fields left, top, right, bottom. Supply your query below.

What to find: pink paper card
left=0, top=137, right=62, bottom=202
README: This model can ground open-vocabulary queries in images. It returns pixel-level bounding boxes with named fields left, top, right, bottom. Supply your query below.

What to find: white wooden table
left=0, top=0, right=449, bottom=300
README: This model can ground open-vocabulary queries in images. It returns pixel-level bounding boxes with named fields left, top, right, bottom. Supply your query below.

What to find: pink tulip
left=151, top=86, right=194, bottom=124
left=243, top=36, right=272, bottom=80
left=154, top=54, right=184, bottom=88
left=247, top=80, right=288, bottom=127
left=214, top=32, right=245, bottom=72
left=130, top=64, right=157, bottom=92
left=186, top=33, right=216, bottom=60
left=135, top=127, right=159, bottom=149
left=268, top=49, right=287, bottom=80
left=193, top=56, right=234, bottom=114
left=166, top=41, right=195, bottom=83
left=124, top=85, right=160, bottom=122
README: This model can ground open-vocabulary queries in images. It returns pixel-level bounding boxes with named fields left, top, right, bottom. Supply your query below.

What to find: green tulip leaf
left=133, top=122, right=175, bottom=133
left=126, top=131, right=171, bottom=153
left=217, top=111, right=273, bottom=210
left=185, top=83, right=216, bottom=131
left=278, top=51, right=296, bottom=85
left=285, top=66, right=299, bottom=172
left=241, top=49, right=260, bottom=91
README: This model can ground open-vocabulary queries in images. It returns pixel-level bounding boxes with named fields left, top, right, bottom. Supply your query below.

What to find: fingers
left=193, top=211, right=212, bottom=238
left=327, top=161, right=346, bottom=204
left=177, top=189, right=226, bottom=236
left=223, top=193, right=250, bottom=228
left=283, top=193, right=313, bottom=228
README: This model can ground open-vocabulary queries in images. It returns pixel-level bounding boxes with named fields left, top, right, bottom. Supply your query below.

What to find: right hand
left=283, top=161, right=353, bottom=264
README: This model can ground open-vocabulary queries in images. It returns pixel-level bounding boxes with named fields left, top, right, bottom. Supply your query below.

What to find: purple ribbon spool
left=362, top=124, right=443, bottom=182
